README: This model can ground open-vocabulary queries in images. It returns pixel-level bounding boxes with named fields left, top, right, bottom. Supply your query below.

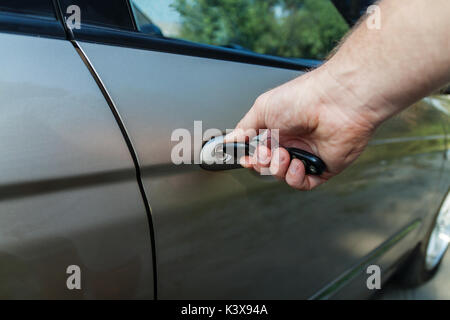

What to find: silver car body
left=0, top=1, right=449, bottom=299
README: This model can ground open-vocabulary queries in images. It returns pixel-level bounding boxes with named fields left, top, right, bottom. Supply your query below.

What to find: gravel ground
left=379, top=252, right=450, bottom=299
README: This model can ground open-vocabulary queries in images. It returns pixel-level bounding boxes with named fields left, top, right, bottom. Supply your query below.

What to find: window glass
left=59, top=0, right=134, bottom=30
left=0, top=0, right=56, bottom=18
left=130, top=0, right=349, bottom=60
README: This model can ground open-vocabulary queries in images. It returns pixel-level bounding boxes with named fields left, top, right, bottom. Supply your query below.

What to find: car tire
left=396, top=191, right=450, bottom=287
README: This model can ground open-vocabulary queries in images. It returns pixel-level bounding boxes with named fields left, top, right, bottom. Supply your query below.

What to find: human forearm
left=228, top=0, right=450, bottom=190
left=325, top=0, right=450, bottom=126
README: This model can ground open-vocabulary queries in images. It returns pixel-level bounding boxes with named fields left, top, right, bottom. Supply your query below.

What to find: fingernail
left=289, top=163, right=298, bottom=175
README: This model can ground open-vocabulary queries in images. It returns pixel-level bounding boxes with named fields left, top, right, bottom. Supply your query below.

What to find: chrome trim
left=369, top=135, right=446, bottom=146
left=425, top=192, right=450, bottom=270
left=309, top=220, right=422, bottom=300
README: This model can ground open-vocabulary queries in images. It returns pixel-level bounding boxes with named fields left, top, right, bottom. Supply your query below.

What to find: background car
left=0, top=0, right=448, bottom=299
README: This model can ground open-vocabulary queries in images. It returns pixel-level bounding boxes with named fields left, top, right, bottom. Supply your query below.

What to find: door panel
left=80, top=41, right=447, bottom=298
left=0, top=33, right=153, bottom=299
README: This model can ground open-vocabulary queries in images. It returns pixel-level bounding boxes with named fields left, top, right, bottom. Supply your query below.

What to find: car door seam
left=71, top=39, right=158, bottom=300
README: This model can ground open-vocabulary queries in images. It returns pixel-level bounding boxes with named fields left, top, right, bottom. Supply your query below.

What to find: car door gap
left=70, top=39, right=158, bottom=300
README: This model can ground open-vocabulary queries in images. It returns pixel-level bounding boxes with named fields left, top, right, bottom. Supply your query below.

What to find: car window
left=59, top=0, right=135, bottom=30
left=0, top=0, right=56, bottom=19
left=130, top=0, right=349, bottom=60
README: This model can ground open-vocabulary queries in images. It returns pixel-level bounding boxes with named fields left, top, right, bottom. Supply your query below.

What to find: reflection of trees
left=172, top=0, right=349, bottom=59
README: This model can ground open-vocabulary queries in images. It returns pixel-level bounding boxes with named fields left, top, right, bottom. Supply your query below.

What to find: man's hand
left=226, top=66, right=376, bottom=190
left=226, top=0, right=450, bottom=190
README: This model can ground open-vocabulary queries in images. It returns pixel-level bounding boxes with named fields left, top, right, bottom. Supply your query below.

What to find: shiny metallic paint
left=79, top=41, right=449, bottom=299
left=0, top=33, right=154, bottom=299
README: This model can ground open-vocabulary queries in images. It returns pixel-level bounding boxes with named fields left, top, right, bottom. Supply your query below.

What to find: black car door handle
left=200, top=136, right=326, bottom=175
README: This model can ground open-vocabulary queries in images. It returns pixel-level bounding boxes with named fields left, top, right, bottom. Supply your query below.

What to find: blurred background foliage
left=171, top=0, right=349, bottom=59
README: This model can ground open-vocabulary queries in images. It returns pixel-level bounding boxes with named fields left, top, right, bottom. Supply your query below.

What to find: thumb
left=225, top=94, right=268, bottom=142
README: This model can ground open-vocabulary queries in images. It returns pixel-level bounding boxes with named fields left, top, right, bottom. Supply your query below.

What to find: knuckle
left=286, top=177, right=300, bottom=189
left=253, top=92, right=270, bottom=111
left=254, top=93, right=267, bottom=106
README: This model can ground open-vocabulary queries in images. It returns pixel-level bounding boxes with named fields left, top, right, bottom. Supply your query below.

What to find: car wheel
left=397, top=191, right=450, bottom=287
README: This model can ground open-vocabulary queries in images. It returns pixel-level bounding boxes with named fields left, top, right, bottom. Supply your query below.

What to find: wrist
left=309, top=62, right=387, bottom=132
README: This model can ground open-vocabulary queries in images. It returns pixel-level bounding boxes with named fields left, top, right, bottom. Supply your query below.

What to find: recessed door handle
left=200, top=136, right=326, bottom=175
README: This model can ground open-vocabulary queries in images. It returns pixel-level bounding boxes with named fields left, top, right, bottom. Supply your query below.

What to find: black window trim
left=70, top=24, right=320, bottom=71
left=0, top=10, right=65, bottom=39
left=0, top=0, right=321, bottom=71
left=0, top=0, right=57, bottom=20
left=125, top=0, right=138, bottom=31
left=58, top=0, right=136, bottom=32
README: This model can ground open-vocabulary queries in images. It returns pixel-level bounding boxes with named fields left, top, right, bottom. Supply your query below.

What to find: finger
left=224, top=127, right=258, bottom=144
left=305, top=175, right=325, bottom=190
left=285, top=159, right=307, bottom=189
left=239, top=156, right=253, bottom=168
left=253, top=163, right=262, bottom=173
left=236, top=95, right=268, bottom=131
left=254, top=145, right=271, bottom=167
left=269, top=147, right=290, bottom=179
left=285, top=159, right=325, bottom=191
left=224, top=94, right=269, bottom=143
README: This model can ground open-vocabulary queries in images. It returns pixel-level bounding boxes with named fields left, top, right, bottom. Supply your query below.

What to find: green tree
left=172, top=0, right=349, bottom=59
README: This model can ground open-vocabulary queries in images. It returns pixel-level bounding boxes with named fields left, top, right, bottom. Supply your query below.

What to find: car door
left=66, top=0, right=448, bottom=298
left=0, top=2, right=154, bottom=299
